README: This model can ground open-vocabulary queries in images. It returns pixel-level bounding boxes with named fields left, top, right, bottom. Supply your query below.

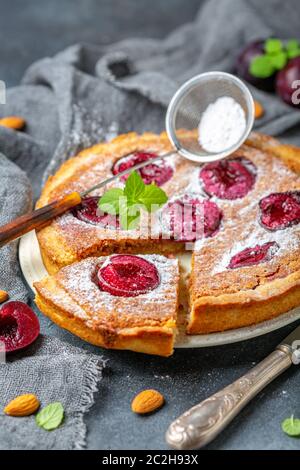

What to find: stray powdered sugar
left=198, top=96, right=246, bottom=153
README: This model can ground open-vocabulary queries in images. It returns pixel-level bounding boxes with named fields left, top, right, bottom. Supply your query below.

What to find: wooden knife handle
left=0, top=192, right=82, bottom=247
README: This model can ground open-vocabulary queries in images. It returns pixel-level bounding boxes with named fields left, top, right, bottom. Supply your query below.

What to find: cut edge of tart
left=188, top=252, right=300, bottom=334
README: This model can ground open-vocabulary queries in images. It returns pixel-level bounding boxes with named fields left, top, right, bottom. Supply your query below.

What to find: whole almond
left=254, top=100, right=264, bottom=119
left=0, top=116, right=26, bottom=130
left=0, top=290, right=8, bottom=304
left=131, top=389, right=164, bottom=414
left=4, top=394, right=40, bottom=417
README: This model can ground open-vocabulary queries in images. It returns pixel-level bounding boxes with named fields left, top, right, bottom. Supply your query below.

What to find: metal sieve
left=165, top=71, right=255, bottom=163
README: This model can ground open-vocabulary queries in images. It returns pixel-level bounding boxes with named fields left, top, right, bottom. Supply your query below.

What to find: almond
left=254, top=100, right=264, bottom=119
left=4, top=394, right=40, bottom=417
left=0, top=290, right=8, bottom=304
left=131, top=389, right=164, bottom=414
left=0, top=116, right=26, bottom=130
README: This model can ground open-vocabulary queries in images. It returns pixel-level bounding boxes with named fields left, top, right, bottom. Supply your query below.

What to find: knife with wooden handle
left=0, top=152, right=173, bottom=247
left=166, top=326, right=300, bottom=450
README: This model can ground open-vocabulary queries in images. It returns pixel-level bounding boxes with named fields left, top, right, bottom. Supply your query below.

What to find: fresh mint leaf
left=98, top=167, right=169, bottom=231
left=268, top=51, right=287, bottom=70
left=98, top=188, right=124, bottom=215
left=36, top=402, right=64, bottom=431
left=264, top=38, right=282, bottom=54
left=282, top=415, right=300, bottom=437
left=119, top=203, right=141, bottom=230
left=249, top=55, right=274, bottom=78
left=286, top=39, right=300, bottom=52
left=124, top=171, right=145, bottom=202
left=118, top=196, right=141, bottom=230
left=138, top=184, right=168, bottom=212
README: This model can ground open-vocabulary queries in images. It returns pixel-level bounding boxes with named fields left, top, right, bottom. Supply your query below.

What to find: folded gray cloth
left=0, top=0, right=300, bottom=450
left=0, top=154, right=32, bottom=301
left=0, top=336, right=105, bottom=450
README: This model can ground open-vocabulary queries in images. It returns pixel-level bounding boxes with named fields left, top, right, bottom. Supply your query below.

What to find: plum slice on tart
left=199, top=157, right=256, bottom=200
left=259, top=191, right=300, bottom=231
left=162, top=194, right=223, bottom=242
left=228, top=241, right=279, bottom=269
left=97, top=255, right=160, bottom=297
left=112, top=151, right=174, bottom=186
left=72, top=196, right=119, bottom=228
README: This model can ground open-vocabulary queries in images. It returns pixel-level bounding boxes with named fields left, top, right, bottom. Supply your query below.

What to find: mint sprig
left=250, top=37, right=300, bottom=78
left=98, top=171, right=168, bottom=230
left=282, top=415, right=300, bottom=437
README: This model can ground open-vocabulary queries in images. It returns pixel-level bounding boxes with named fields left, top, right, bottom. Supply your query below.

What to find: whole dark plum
left=276, top=57, right=300, bottom=108
left=235, top=39, right=276, bottom=91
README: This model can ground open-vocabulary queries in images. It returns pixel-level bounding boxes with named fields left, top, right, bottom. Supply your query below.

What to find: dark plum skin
left=235, top=39, right=276, bottom=91
left=112, top=152, right=174, bottom=186
left=259, top=192, right=300, bottom=231
left=199, top=158, right=256, bottom=200
left=276, top=57, right=300, bottom=108
left=97, top=255, right=160, bottom=297
left=72, top=196, right=119, bottom=228
left=228, top=242, right=279, bottom=269
left=163, top=195, right=223, bottom=242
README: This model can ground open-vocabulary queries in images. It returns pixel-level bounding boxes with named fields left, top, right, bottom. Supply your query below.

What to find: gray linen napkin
left=0, top=336, right=105, bottom=450
left=1, top=0, right=300, bottom=450
left=0, top=154, right=32, bottom=301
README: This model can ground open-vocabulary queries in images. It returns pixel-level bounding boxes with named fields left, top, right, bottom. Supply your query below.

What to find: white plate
left=19, top=231, right=300, bottom=348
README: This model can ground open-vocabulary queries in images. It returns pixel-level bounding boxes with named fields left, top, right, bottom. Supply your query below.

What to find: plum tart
left=35, top=131, right=300, bottom=355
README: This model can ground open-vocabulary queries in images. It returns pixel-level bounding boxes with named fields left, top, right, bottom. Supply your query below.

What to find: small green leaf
left=264, top=38, right=283, bottom=54
left=286, top=39, right=300, bottom=52
left=249, top=55, right=275, bottom=78
left=282, top=415, right=300, bottom=437
left=138, top=184, right=168, bottom=212
left=269, top=51, right=287, bottom=70
left=287, top=48, right=300, bottom=59
left=36, top=402, right=64, bottom=431
left=124, top=171, right=145, bottom=202
left=98, top=188, right=124, bottom=215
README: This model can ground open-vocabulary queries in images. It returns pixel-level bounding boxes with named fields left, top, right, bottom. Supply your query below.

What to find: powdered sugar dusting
left=193, top=147, right=300, bottom=277
left=212, top=221, right=299, bottom=274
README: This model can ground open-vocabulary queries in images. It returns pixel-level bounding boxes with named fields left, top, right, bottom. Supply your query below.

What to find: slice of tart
left=34, top=254, right=179, bottom=356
